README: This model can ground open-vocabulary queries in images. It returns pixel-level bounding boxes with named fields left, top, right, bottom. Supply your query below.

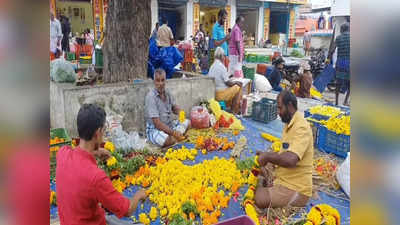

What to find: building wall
left=151, top=0, right=158, bottom=32
left=50, top=77, right=216, bottom=137
left=56, top=0, right=94, bottom=35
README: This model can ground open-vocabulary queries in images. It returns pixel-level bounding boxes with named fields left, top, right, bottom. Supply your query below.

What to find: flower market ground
left=50, top=90, right=350, bottom=225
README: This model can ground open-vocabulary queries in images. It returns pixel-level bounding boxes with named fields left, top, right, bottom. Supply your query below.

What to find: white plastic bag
left=111, top=127, right=147, bottom=153
left=106, top=114, right=147, bottom=152
left=336, top=153, right=350, bottom=197
left=254, top=73, right=272, bottom=92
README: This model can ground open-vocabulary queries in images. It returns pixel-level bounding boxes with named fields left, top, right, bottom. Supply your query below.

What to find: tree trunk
left=103, top=0, right=151, bottom=83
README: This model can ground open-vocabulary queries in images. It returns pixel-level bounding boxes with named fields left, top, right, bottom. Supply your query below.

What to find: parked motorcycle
left=309, top=48, right=336, bottom=92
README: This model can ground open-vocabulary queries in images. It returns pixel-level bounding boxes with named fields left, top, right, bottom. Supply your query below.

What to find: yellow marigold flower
left=104, top=141, right=115, bottom=152
left=325, top=215, right=336, bottom=225
left=160, top=208, right=168, bottom=217
left=50, top=191, right=56, bottom=205
left=271, top=141, right=282, bottom=152
left=304, top=221, right=313, bottom=225
left=245, top=203, right=260, bottom=225
left=106, top=156, right=117, bottom=167
left=254, top=155, right=259, bottom=167
left=139, top=213, right=150, bottom=225
left=179, top=110, right=185, bottom=123
left=149, top=207, right=158, bottom=221
left=307, top=207, right=322, bottom=225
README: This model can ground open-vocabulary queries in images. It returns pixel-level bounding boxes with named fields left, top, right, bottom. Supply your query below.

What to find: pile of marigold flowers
left=132, top=154, right=257, bottom=225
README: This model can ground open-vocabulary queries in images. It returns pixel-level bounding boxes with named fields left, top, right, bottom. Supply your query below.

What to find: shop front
left=237, top=0, right=263, bottom=47
left=55, top=0, right=94, bottom=35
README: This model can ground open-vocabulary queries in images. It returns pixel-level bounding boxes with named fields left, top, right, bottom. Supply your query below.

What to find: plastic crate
left=50, top=128, right=72, bottom=147
left=257, top=55, right=270, bottom=63
left=317, top=126, right=350, bottom=158
left=304, top=109, right=331, bottom=121
left=95, top=48, right=103, bottom=67
left=216, top=215, right=256, bottom=225
left=324, top=103, right=350, bottom=115
left=66, top=52, right=76, bottom=61
left=247, top=54, right=257, bottom=63
left=80, top=56, right=92, bottom=64
left=242, top=66, right=255, bottom=81
left=251, top=98, right=277, bottom=123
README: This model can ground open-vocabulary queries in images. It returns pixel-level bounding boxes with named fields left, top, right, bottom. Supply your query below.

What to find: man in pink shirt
left=56, top=104, right=147, bottom=225
left=229, top=16, right=245, bottom=77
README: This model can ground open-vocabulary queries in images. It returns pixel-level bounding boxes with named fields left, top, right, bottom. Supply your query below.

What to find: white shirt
left=208, top=59, right=229, bottom=91
left=50, top=19, right=62, bottom=53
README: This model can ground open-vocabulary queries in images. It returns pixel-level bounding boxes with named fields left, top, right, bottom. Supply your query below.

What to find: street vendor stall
left=50, top=96, right=350, bottom=225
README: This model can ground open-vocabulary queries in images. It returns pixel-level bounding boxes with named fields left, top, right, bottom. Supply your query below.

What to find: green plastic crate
left=95, top=49, right=103, bottom=67
left=50, top=128, right=72, bottom=147
left=248, top=55, right=257, bottom=63
left=257, top=55, right=270, bottom=63
left=66, top=52, right=76, bottom=61
left=242, top=65, right=255, bottom=81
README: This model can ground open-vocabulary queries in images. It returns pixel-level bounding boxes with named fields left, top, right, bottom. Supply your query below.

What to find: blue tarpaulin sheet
left=313, top=64, right=336, bottom=93
left=50, top=117, right=350, bottom=224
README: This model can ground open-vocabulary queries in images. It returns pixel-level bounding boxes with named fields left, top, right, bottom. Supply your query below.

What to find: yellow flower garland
left=306, top=204, right=341, bottom=225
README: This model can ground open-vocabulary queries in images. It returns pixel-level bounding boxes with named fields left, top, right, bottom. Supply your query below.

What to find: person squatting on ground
left=255, top=91, right=313, bottom=211
left=145, top=69, right=190, bottom=147
left=56, top=104, right=147, bottom=225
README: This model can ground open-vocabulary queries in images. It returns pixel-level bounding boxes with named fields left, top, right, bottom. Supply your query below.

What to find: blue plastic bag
left=147, top=37, right=182, bottom=79
left=159, top=46, right=183, bottom=79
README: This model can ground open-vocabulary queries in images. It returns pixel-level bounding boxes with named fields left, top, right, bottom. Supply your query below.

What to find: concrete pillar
left=256, top=6, right=264, bottom=46
left=186, top=0, right=194, bottom=40
left=151, top=0, right=158, bottom=32
left=227, top=0, right=236, bottom=29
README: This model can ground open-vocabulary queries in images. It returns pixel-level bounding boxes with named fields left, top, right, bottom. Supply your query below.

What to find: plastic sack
left=336, top=153, right=350, bottom=197
left=106, top=114, right=146, bottom=152
left=111, top=127, right=146, bottom=153
left=254, top=73, right=272, bottom=92
left=50, top=58, right=77, bottom=83
left=209, top=99, right=244, bottom=130
left=190, top=106, right=210, bottom=129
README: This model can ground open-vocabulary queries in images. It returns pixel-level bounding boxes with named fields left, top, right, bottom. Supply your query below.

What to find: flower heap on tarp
left=165, top=146, right=198, bottom=161
left=132, top=153, right=247, bottom=225
left=325, top=115, right=350, bottom=135
left=308, top=106, right=342, bottom=118
left=195, top=136, right=235, bottom=152
left=209, top=99, right=245, bottom=130
left=304, top=204, right=341, bottom=225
